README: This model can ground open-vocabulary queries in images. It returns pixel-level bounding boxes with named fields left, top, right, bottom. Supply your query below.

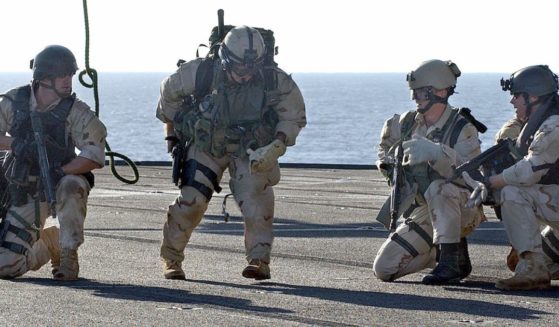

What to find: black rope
left=80, top=0, right=139, bottom=184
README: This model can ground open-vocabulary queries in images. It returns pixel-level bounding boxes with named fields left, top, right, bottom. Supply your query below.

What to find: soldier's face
left=52, top=75, right=73, bottom=98
left=510, top=92, right=533, bottom=121
left=230, top=70, right=255, bottom=84
left=412, top=87, right=430, bottom=110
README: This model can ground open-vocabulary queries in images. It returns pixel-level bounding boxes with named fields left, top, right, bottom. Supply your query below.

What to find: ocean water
left=0, top=72, right=513, bottom=164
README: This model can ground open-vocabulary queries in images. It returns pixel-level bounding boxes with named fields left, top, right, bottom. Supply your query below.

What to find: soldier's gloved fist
left=10, top=137, right=36, bottom=162
left=462, top=171, right=488, bottom=208
left=50, top=164, right=66, bottom=186
left=402, top=136, right=443, bottom=165
left=247, top=139, right=286, bottom=173
left=165, top=136, right=179, bottom=154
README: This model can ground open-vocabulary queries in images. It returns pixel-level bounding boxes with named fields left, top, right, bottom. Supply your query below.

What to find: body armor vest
left=174, top=61, right=279, bottom=158
left=9, top=85, right=77, bottom=175
left=5, top=85, right=76, bottom=205
left=400, top=108, right=470, bottom=203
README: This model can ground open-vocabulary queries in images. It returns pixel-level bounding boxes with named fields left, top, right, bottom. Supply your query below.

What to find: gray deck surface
left=2, top=165, right=557, bottom=326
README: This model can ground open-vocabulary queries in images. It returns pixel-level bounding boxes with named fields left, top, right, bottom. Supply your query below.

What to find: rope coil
left=81, top=0, right=139, bottom=184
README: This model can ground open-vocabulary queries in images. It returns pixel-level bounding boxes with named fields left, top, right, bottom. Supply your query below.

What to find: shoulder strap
left=400, top=111, right=417, bottom=141
left=13, top=85, right=32, bottom=108
left=7, top=86, right=32, bottom=138
left=193, top=58, right=216, bottom=99
left=448, top=117, right=468, bottom=148
left=447, top=107, right=486, bottom=148
left=50, top=94, right=75, bottom=121
left=263, top=67, right=278, bottom=91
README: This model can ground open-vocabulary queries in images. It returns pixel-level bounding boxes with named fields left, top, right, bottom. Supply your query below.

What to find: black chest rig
left=9, top=85, right=77, bottom=176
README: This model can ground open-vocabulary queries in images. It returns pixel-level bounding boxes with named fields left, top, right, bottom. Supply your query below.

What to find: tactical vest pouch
left=194, top=117, right=214, bottom=154
left=173, top=101, right=200, bottom=144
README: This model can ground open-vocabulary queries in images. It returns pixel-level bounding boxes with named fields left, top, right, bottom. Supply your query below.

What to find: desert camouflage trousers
left=373, top=180, right=483, bottom=281
left=160, top=145, right=280, bottom=266
left=500, top=184, right=559, bottom=277
left=0, top=175, right=90, bottom=278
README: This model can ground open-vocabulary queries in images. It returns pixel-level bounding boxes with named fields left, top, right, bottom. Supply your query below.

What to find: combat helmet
left=407, top=59, right=461, bottom=91
left=31, top=45, right=78, bottom=81
left=219, top=26, right=266, bottom=76
left=500, top=65, right=558, bottom=97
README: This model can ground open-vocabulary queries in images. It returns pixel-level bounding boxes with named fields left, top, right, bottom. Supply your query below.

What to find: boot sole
left=422, top=276, right=462, bottom=285
left=242, top=268, right=270, bottom=280
left=495, top=281, right=551, bottom=291
left=164, top=272, right=186, bottom=280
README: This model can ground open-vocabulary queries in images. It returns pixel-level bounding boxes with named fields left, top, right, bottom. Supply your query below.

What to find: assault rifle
left=389, top=143, right=405, bottom=232
left=29, top=112, right=57, bottom=218
left=449, top=138, right=520, bottom=182
left=375, top=141, right=411, bottom=232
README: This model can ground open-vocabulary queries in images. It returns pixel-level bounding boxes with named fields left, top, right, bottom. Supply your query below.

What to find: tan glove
left=462, top=171, right=488, bottom=208
left=402, top=136, right=444, bottom=165
left=247, top=139, right=286, bottom=173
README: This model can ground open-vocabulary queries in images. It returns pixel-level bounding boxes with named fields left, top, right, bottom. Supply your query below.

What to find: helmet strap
left=417, top=90, right=448, bottom=114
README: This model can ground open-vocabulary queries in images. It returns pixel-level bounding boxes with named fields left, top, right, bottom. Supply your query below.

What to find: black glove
left=49, top=164, right=66, bottom=186
left=165, top=135, right=179, bottom=154
left=10, top=137, right=36, bottom=162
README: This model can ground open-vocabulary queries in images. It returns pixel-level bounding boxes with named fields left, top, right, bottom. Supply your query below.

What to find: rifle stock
left=29, top=112, right=57, bottom=217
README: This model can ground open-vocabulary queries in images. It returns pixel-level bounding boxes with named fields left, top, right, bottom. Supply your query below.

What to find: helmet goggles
left=411, top=87, right=432, bottom=101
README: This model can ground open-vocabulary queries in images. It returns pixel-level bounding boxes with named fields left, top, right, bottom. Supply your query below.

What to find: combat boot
left=242, top=259, right=271, bottom=280
left=506, top=246, right=519, bottom=272
left=422, top=243, right=461, bottom=285
left=40, top=226, right=61, bottom=275
left=54, top=248, right=79, bottom=281
left=457, top=237, right=472, bottom=279
left=496, top=251, right=551, bottom=291
left=163, top=259, right=186, bottom=280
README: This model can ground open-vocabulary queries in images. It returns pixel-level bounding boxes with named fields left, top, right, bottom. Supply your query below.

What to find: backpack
left=177, top=23, right=279, bottom=100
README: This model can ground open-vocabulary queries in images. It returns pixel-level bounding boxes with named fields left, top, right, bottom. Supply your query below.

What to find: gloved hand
left=49, top=164, right=66, bottom=186
left=247, top=139, right=286, bottom=173
left=402, top=136, right=444, bottom=165
left=10, top=137, right=36, bottom=163
left=165, top=135, right=179, bottom=154
left=462, top=171, right=488, bottom=208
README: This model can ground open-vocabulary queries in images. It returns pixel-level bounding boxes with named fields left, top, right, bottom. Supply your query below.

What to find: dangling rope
left=79, top=0, right=139, bottom=184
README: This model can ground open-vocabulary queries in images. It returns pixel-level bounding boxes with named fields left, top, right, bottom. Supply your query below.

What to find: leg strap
left=1, top=241, right=28, bottom=255
left=542, top=228, right=559, bottom=264
left=0, top=221, right=30, bottom=256
left=391, top=232, right=419, bottom=257
left=542, top=241, right=559, bottom=264
left=390, top=220, right=434, bottom=258
left=406, top=220, right=434, bottom=248
left=181, top=159, right=222, bottom=200
left=7, top=224, right=33, bottom=244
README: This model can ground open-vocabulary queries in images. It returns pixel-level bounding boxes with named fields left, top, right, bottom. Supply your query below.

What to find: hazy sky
left=2, top=0, right=558, bottom=74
